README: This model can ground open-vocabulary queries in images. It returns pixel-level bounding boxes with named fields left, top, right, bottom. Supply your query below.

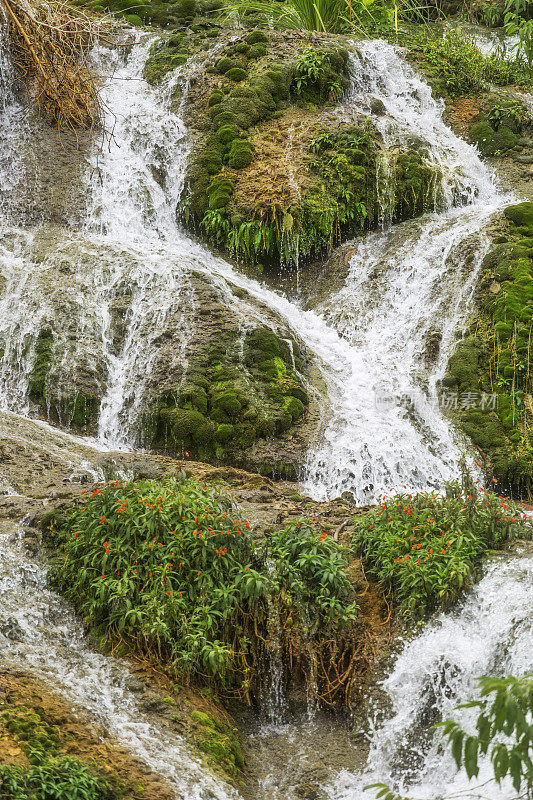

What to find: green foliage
left=444, top=203, right=533, bottom=496
left=0, top=754, right=114, bottom=800
left=219, top=0, right=391, bottom=33
left=352, top=479, right=530, bottom=617
left=265, top=522, right=357, bottom=628
left=502, top=0, right=533, bottom=65
left=438, top=675, right=533, bottom=792
left=48, top=479, right=357, bottom=704
left=488, top=99, right=529, bottom=132
left=400, top=27, right=533, bottom=96
left=292, top=46, right=350, bottom=102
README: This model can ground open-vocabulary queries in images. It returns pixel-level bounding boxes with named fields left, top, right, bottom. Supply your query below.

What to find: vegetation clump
left=218, top=0, right=391, bottom=33
left=2, top=0, right=109, bottom=129
left=443, top=202, right=533, bottom=496
left=352, top=477, right=530, bottom=618
left=399, top=27, right=533, bottom=97
left=0, top=755, right=116, bottom=800
left=369, top=674, right=533, bottom=800
left=47, top=477, right=359, bottom=707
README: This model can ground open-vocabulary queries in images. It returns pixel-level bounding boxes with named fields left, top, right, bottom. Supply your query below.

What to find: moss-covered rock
left=470, top=120, right=517, bottom=156
left=291, top=46, right=351, bottom=104
left=225, top=66, right=247, bottom=82
left=228, top=139, right=254, bottom=169
left=149, top=325, right=309, bottom=462
left=190, top=710, right=244, bottom=777
left=442, top=202, right=533, bottom=497
left=28, top=328, right=54, bottom=401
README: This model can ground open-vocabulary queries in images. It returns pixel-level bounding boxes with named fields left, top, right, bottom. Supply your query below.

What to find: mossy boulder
left=150, top=326, right=309, bottom=463
left=225, top=67, right=247, bottom=82
left=246, top=30, right=268, bottom=44
left=443, top=202, right=533, bottom=497
left=249, top=43, right=267, bottom=59
left=228, top=139, right=254, bottom=168
left=470, top=120, right=517, bottom=156
left=216, top=57, right=240, bottom=74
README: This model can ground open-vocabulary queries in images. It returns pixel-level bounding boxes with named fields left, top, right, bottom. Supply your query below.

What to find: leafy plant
left=439, top=675, right=533, bottom=793
left=0, top=754, right=114, bottom=800
left=367, top=674, right=533, bottom=800
left=47, top=479, right=359, bottom=705
left=400, top=27, right=533, bottom=96
left=220, top=0, right=391, bottom=33
left=352, top=479, right=531, bottom=617
left=488, top=99, right=529, bottom=130
left=503, top=0, right=533, bottom=65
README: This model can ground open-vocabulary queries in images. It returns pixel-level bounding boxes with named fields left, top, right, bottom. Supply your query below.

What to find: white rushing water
left=87, top=37, right=508, bottom=501
left=328, top=553, right=533, bottom=800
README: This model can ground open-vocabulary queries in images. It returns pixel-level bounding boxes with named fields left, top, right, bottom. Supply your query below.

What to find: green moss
left=505, top=202, right=533, bottom=234
left=228, top=139, right=254, bottom=169
left=225, top=67, right=247, bottom=82
left=283, top=396, right=305, bottom=420
left=249, top=43, right=267, bottom=59
left=150, top=326, right=308, bottom=463
left=144, top=40, right=189, bottom=85
left=443, top=203, right=533, bottom=497
left=208, top=91, right=224, bottom=107
left=216, top=57, right=239, bottom=74
left=123, top=13, right=143, bottom=24
left=3, top=707, right=61, bottom=758
left=291, top=46, right=350, bottom=104
left=246, top=30, right=268, bottom=44
left=29, top=328, right=54, bottom=402
left=67, top=393, right=98, bottom=430
left=215, top=124, right=239, bottom=145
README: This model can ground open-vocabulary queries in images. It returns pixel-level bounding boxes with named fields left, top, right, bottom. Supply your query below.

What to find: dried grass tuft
left=1, top=0, right=113, bottom=130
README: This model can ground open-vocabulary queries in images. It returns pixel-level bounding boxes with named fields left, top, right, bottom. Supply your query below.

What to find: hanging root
left=0, top=0, right=112, bottom=130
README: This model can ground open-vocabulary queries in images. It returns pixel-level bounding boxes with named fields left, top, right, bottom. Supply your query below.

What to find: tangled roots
left=1, top=0, right=112, bottom=129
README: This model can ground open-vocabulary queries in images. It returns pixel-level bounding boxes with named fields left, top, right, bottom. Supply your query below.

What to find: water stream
left=0, top=20, right=531, bottom=800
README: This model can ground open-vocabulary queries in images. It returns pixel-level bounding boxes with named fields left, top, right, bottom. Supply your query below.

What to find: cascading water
left=0, top=32, right=509, bottom=498
left=327, top=553, right=533, bottom=800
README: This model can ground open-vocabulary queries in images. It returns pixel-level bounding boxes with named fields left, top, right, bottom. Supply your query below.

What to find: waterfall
left=327, top=553, right=533, bottom=800
left=0, top=34, right=510, bottom=501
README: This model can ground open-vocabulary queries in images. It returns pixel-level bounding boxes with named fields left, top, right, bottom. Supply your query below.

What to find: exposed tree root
left=0, top=0, right=112, bottom=130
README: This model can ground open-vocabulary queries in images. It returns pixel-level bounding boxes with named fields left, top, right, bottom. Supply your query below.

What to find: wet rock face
left=0, top=223, right=320, bottom=472
left=4, top=101, right=91, bottom=227
left=442, top=202, right=533, bottom=498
